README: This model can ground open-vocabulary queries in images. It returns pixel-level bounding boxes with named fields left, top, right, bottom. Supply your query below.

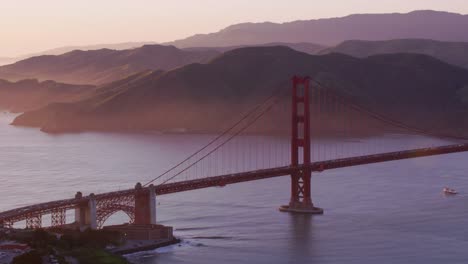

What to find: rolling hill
left=0, top=79, right=94, bottom=113
left=0, top=41, right=158, bottom=66
left=0, top=42, right=326, bottom=86
left=0, top=57, right=15, bottom=66
left=12, top=47, right=468, bottom=136
left=183, top=42, right=327, bottom=55
left=0, top=45, right=220, bottom=85
left=168, top=10, right=468, bottom=48
left=321, top=39, right=468, bottom=69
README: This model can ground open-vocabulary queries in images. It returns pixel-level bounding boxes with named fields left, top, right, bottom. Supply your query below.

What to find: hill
left=0, top=43, right=328, bottom=86
left=183, top=42, right=327, bottom=55
left=22, top=41, right=158, bottom=57
left=12, top=47, right=468, bottom=136
left=321, top=39, right=468, bottom=69
left=0, top=57, right=15, bottom=66
left=0, top=42, right=158, bottom=65
left=0, top=79, right=94, bottom=113
left=168, top=11, right=468, bottom=48
left=0, top=45, right=220, bottom=85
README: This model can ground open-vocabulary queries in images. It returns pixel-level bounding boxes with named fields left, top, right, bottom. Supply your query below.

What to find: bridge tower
left=280, top=76, right=324, bottom=214
left=134, top=183, right=157, bottom=225
left=75, top=192, right=98, bottom=230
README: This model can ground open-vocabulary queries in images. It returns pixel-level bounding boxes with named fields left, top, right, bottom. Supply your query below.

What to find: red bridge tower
left=280, top=76, right=324, bottom=214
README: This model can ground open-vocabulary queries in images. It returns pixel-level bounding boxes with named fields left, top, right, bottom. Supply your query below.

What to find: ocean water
left=1, top=112, right=467, bottom=264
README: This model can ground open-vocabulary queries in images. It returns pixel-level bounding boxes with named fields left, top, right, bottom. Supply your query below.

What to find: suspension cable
left=311, top=79, right=468, bottom=142
left=158, top=94, right=284, bottom=185
left=143, top=81, right=288, bottom=186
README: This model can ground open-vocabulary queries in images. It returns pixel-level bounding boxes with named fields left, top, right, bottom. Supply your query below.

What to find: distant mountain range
left=4, top=10, right=468, bottom=136
left=0, top=42, right=158, bottom=66
left=12, top=47, right=468, bottom=136
left=0, top=42, right=329, bottom=85
left=0, top=79, right=94, bottom=113
left=168, top=10, right=468, bottom=47
left=3, top=38, right=468, bottom=88
left=0, top=45, right=219, bottom=85
left=192, top=39, right=468, bottom=70
left=321, top=39, right=468, bottom=69
left=184, top=42, right=327, bottom=55
left=23, top=41, right=158, bottom=57
left=2, top=10, right=468, bottom=86
left=4, top=9, right=468, bottom=66
left=0, top=57, right=16, bottom=66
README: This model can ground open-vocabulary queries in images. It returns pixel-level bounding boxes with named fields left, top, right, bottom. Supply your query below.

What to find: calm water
left=1, top=112, right=468, bottom=264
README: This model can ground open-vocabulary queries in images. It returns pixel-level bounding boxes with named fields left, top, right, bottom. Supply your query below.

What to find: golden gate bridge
left=1, top=76, right=467, bottom=229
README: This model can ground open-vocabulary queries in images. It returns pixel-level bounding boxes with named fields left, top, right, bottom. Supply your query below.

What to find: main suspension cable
left=158, top=94, right=284, bottom=186
left=143, top=81, right=288, bottom=186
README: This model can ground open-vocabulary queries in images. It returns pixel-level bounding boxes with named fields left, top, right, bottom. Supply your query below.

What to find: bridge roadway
left=1, top=143, right=468, bottom=225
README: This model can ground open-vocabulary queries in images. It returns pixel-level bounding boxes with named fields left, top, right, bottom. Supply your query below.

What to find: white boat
left=443, top=187, right=458, bottom=195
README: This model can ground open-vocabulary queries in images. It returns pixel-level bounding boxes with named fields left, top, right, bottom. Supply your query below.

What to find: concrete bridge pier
left=74, top=192, right=97, bottom=230
left=134, top=183, right=157, bottom=225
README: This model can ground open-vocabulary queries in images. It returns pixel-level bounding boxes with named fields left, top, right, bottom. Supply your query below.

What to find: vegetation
left=12, top=250, right=42, bottom=264
left=70, top=248, right=127, bottom=264
left=9, top=228, right=127, bottom=264
left=58, top=229, right=122, bottom=249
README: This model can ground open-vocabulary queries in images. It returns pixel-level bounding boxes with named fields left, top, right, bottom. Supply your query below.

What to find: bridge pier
left=74, top=192, right=97, bottom=230
left=134, top=183, right=157, bottom=225
left=87, top=194, right=98, bottom=229
left=280, top=76, right=323, bottom=214
left=279, top=170, right=323, bottom=214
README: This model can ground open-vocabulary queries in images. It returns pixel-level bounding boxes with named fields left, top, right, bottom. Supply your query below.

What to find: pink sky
left=1, top=0, right=467, bottom=57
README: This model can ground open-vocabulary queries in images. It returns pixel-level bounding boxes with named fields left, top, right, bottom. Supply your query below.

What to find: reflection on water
left=288, top=214, right=316, bottom=263
left=1, top=112, right=468, bottom=263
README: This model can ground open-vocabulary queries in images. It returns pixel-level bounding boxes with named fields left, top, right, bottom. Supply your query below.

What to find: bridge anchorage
left=73, top=183, right=157, bottom=230
left=279, top=76, right=323, bottom=214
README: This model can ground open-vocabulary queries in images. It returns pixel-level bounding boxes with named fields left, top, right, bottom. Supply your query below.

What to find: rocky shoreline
left=112, top=238, right=181, bottom=255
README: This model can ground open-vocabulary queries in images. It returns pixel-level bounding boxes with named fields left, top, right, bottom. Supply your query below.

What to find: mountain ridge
left=0, top=45, right=220, bottom=85
left=319, top=39, right=468, bottom=69
left=12, top=46, right=468, bottom=136
left=0, top=79, right=94, bottom=112
left=0, top=42, right=329, bottom=85
left=0, top=41, right=159, bottom=65
left=167, top=10, right=468, bottom=48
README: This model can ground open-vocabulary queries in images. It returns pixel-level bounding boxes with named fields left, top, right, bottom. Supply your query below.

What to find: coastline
left=111, top=237, right=181, bottom=255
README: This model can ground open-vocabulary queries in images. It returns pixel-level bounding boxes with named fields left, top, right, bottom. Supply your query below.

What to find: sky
left=1, top=0, right=467, bottom=57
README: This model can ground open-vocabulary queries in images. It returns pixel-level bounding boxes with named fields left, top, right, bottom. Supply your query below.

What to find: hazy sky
left=1, top=0, right=467, bottom=57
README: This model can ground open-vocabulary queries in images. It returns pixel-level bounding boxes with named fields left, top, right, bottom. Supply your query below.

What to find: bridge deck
left=1, top=143, right=468, bottom=224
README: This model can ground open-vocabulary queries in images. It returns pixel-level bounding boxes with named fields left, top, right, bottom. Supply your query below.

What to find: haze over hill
left=168, top=11, right=468, bottom=48
left=192, top=39, right=468, bottom=70
left=0, top=57, right=16, bottom=66
left=12, top=47, right=468, bottom=136
left=23, top=41, right=158, bottom=57
left=0, top=79, right=94, bottom=113
left=0, top=45, right=219, bottom=85
left=0, top=42, right=329, bottom=85
left=322, top=39, right=468, bottom=69
left=184, top=42, right=327, bottom=55
left=0, top=42, right=158, bottom=66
